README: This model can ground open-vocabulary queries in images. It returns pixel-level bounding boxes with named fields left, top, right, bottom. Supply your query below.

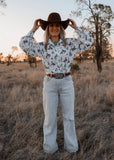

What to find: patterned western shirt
left=19, top=28, right=93, bottom=74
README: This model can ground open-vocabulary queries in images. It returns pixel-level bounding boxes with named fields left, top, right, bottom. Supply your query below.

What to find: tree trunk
left=95, top=16, right=102, bottom=72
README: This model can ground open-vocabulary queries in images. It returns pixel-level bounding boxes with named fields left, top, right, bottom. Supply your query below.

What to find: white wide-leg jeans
left=43, top=75, right=78, bottom=153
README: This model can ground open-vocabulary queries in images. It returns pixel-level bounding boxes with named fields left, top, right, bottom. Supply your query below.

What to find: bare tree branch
left=0, top=0, right=7, bottom=7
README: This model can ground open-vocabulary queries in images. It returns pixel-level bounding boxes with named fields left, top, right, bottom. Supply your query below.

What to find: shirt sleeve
left=19, top=31, right=44, bottom=58
left=67, top=27, right=94, bottom=55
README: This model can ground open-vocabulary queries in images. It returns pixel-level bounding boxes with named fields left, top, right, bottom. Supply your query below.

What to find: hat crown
left=47, top=12, right=61, bottom=23
left=40, top=12, right=69, bottom=30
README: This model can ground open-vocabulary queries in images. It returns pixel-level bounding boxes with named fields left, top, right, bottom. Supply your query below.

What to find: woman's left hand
left=68, top=18, right=77, bottom=30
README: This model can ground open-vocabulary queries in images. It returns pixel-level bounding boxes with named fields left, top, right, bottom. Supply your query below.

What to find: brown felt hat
left=40, top=12, right=69, bottom=30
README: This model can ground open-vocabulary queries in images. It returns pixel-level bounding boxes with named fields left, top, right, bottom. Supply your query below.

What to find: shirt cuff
left=75, top=27, right=83, bottom=32
left=26, top=31, right=34, bottom=37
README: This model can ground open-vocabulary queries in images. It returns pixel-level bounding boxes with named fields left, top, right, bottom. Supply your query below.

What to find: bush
left=71, top=63, right=80, bottom=74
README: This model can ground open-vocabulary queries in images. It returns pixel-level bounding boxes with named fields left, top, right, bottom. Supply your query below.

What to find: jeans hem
left=64, top=147, right=78, bottom=153
left=43, top=147, right=58, bottom=154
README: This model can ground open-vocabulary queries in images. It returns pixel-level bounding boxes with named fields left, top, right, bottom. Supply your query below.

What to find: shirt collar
left=48, top=39, right=63, bottom=46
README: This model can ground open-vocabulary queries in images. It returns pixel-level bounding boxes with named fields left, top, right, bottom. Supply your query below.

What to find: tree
left=11, top=46, right=18, bottom=58
left=11, top=46, right=18, bottom=53
left=0, top=0, right=6, bottom=7
left=6, top=54, right=13, bottom=66
left=72, top=0, right=114, bottom=72
left=27, top=55, right=37, bottom=68
left=0, top=52, right=3, bottom=63
left=0, top=0, right=7, bottom=15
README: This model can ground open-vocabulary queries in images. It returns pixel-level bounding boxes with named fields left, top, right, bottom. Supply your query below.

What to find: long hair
left=44, top=25, right=67, bottom=50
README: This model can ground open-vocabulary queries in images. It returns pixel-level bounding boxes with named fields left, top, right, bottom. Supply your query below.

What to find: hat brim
left=40, top=19, right=69, bottom=30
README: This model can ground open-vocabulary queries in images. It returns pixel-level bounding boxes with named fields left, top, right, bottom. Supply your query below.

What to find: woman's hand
left=68, top=18, right=77, bottom=30
left=31, top=19, right=41, bottom=32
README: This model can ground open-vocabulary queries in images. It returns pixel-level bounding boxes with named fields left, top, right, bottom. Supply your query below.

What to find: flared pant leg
left=43, top=77, right=58, bottom=153
left=60, top=76, right=78, bottom=152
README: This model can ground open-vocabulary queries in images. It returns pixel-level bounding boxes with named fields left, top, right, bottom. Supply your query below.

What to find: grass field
left=0, top=60, right=114, bottom=160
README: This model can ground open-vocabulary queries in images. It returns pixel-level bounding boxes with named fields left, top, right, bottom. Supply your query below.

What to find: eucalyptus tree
left=0, top=52, right=3, bottom=62
left=72, top=0, right=114, bottom=72
left=0, top=0, right=7, bottom=15
left=0, top=0, right=6, bottom=6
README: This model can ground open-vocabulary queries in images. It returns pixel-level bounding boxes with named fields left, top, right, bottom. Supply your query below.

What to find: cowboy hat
left=40, top=12, right=69, bottom=30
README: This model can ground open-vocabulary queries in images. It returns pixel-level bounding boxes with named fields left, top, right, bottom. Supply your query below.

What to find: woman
left=19, top=12, right=93, bottom=154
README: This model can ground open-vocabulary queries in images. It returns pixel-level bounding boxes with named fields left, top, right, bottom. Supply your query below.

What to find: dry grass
left=0, top=60, right=114, bottom=160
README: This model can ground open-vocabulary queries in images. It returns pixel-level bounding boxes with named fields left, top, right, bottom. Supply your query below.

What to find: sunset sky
left=0, top=0, right=114, bottom=57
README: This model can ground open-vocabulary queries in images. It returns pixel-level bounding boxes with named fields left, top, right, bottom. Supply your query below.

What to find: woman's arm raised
left=30, top=19, right=41, bottom=32
left=19, top=19, right=44, bottom=58
left=67, top=18, right=94, bottom=55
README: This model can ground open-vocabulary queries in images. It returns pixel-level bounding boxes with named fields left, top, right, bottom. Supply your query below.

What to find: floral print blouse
left=19, top=27, right=93, bottom=74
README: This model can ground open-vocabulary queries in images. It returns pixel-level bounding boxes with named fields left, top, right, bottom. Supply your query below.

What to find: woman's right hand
left=31, top=19, right=41, bottom=32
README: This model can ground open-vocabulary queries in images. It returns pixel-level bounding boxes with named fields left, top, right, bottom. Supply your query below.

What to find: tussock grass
left=0, top=60, right=114, bottom=160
